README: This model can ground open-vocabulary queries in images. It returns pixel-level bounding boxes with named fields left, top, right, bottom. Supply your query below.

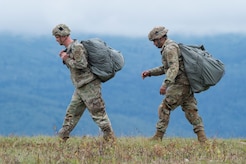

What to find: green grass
left=0, top=136, right=245, bottom=164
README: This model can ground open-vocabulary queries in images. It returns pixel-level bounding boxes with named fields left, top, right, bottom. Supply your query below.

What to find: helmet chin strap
left=157, top=39, right=162, bottom=47
left=60, top=36, right=68, bottom=46
left=157, top=37, right=166, bottom=48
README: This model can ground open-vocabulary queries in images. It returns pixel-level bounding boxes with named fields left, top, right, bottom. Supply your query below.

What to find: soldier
left=52, top=24, right=115, bottom=142
left=141, top=26, right=207, bottom=143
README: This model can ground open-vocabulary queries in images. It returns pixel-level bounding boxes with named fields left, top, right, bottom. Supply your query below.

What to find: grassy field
left=0, top=136, right=245, bottom=164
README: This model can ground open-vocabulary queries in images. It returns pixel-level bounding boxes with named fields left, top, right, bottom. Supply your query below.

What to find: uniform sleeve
left=64, top=44, right=88, bottom=69
left=148, top=66, right=165, bottom=76
left=162, top=45, right=179, bottom=87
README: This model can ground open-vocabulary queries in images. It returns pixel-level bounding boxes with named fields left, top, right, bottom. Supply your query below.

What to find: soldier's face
left=153, top=38, right=163, bottom=48
left=55, top=35, right=66, bottom=45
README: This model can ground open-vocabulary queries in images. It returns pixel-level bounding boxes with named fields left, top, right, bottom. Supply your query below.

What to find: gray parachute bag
left=179, top=44, right=225, bottom=93
left=81, top=38, right=124, bottom=82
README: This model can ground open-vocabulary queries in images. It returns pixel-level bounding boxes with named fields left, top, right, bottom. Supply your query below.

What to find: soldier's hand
left=160, top=86, right=167, bottom=95
left=141, top=71, right=150, bottom=79
left=59, top=51, right=68, bottom=61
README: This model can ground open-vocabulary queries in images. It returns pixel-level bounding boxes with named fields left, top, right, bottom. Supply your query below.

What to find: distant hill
left=0, top=33, right=245, bottom=138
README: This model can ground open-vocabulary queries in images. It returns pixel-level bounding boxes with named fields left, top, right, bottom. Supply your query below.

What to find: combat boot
left=149, top=131, right=164, bottom=141
left=102, top=127, right=116, bottom=142
left=197, top=130, right=207, bottom=143
left=58, top=127, right=70, bottom=142
left=103, top=131, right=116, bottom=142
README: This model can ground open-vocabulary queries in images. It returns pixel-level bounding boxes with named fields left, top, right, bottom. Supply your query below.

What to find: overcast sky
left=0, top=0, right=245, bottom=37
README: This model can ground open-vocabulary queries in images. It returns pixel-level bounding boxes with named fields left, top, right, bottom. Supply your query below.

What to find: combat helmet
left=52, top=24, right=71, bottom=36
left=148, top=26, right=168, bottom=41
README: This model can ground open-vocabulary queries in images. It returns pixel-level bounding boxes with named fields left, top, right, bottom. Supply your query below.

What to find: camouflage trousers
left=156, top=84, right=205, bottom=134
left=58, top=79, right=113, bottom=139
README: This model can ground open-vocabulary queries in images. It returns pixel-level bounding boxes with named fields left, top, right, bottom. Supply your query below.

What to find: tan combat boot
left=197, top=130, right=207, bottom=143
left=103, top=131, right=116, bottom=142
left=102, top=126, right=116, bottom=143
left=149, top=131, right=164, bottom=141
left=58, top=127, right=70, bottom=142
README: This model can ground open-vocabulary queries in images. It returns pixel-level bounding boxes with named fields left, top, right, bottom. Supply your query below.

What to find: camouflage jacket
left=149, top=39, right=190, bottom=87
left=63, top=40, right=96, bottom=88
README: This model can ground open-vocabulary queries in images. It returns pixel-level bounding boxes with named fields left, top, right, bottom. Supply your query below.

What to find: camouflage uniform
left=147, top=26, right=207, bottom=142
left=52, top=25, right=115, bottom=141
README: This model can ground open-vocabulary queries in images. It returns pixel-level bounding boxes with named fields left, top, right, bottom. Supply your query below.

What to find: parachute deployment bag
left=178, top=43, right=225, bottom=93
left=81, top=38, right=124, bottom=82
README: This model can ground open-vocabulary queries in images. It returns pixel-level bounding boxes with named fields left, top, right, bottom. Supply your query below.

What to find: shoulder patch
left=73, top=46, right=83, bottom=61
